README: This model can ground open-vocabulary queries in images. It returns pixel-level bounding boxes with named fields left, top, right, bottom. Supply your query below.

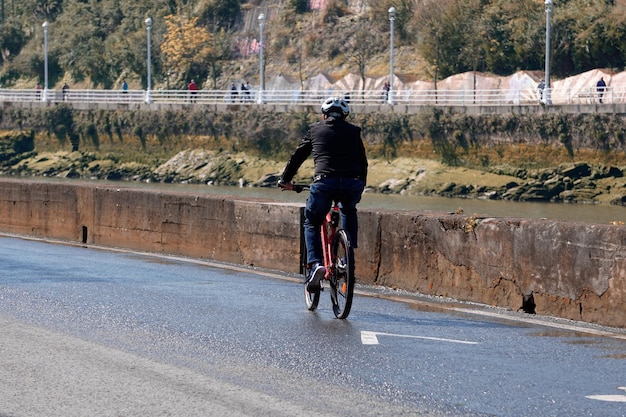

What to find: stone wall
left=5, top=99, right=626, bottom=116
left=1, top=178, right=625, bottom=328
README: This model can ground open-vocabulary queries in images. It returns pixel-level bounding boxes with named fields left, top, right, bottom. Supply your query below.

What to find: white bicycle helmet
left=321, top=96, right=350, bottom=118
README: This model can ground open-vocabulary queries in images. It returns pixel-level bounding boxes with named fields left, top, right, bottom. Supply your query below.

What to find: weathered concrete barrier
left=0, top=178, right=625, bottom=328
left=357, top=211, right=626, bottom=328
left=0, top=179, right=301, bottom=271
left=6, top=99, right=626, bottom=116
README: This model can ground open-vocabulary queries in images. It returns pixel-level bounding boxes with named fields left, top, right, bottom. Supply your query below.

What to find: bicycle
left=287, top=184, right=355, bottom=319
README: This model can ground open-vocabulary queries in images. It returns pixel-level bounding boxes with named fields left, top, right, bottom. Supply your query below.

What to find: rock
left=480, top=190, right=499, bottom=199
left=253, top=174, right=280, bottom=188
left=561, top=162, right=591, bottom=180
left=519, top=187, right=553, bottom=202
left=105, top=171, right=123, bottom=181
left=451, top=184, right=473, bottom=195
left=438, top=182, right=456, bottom=193
left=501, top=186, right=525, bottom=200
left=379, top=178, right=412, bottom=193
left=559, top=188, right=601, bottom=202
left=609, top=195, right=626, bottom=205
left=597, top=165, right=624, bottom=178
left=63, top=168, right=81, bottom=178
left=543, top=176, right=566, bottom=197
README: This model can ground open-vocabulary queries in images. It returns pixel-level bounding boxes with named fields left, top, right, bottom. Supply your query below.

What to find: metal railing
left=0, top=86, right=622, bottom=106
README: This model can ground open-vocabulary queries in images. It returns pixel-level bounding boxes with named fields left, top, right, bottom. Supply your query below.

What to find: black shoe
left=306, top=263, right=326, bottom=292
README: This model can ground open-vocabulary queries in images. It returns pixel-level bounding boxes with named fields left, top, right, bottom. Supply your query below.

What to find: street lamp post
left=543, top=0, right=553, bottom=105
left=42, top=21, right=49, bottom=102
left=388, top=7, right=396, bottom=105
left=145, top=17, right=152, bottom=104
left=257, top=13, right=266, bottom=104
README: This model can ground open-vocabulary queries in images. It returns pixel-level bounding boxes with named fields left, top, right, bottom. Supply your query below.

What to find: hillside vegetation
left=0, top=0, right=625, bottom=90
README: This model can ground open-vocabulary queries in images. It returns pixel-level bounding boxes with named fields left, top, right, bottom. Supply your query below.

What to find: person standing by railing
left=230, top=83, right=238, bottom=103
left=537, top=79, right=545, bottom=103
left=240, top=82, right=247, bottom=103
left=62, top=83, right=69, bottom=101
left=121, top=80, right=128, bottom=102
left=245, top=81, right=251, bottom=102
left=188, top=79, right=198, bottom=103
left=597, top=77, right=606, bottom=104
left=382, top=82, right=390, bottom=103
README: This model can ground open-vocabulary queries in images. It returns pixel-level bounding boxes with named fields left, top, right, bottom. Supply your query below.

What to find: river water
left=6, top=177, right=626, bottom=225
left=104, top=179, right=626, bottom=225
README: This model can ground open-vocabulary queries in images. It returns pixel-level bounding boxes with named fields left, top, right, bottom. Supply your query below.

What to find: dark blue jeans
left=304, top=178, right=365, bottom=265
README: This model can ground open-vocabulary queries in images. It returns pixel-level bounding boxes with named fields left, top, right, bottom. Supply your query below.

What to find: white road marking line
left=378, top=293, right=626, bottom=341
left=361, top=330, right=478, bottom=346
left=361, top=331, right=380, bottom=345
left=449, top=307, right=626, bottom=341
left=586, top=387, right=626, bottom=402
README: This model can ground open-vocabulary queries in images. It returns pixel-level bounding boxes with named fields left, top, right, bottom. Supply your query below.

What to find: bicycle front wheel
left=330, top=229, right=355, bottom=319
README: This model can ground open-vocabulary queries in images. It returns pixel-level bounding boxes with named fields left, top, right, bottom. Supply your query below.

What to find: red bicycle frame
left=320, top=202, right=341, bottom=280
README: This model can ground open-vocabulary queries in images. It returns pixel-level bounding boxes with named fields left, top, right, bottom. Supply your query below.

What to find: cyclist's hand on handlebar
left=277, top=179, right=294, bottom=191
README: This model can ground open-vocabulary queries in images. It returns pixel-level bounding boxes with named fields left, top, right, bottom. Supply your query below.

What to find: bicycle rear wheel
left=330, top=229, right=355, bottom=319
left=304, top=266, right=320, bottom=311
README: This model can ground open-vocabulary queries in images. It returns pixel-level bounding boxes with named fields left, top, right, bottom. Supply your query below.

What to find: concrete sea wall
left=7, top=98, right=626, bottom=116
left=1, top=178, right=625, bottom=328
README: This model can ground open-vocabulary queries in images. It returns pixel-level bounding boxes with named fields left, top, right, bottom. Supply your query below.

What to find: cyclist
left=278, top=97, right=368, bottom=292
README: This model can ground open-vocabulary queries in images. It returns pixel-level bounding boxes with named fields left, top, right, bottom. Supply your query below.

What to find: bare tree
left=347, top=19, right=383, bottom=99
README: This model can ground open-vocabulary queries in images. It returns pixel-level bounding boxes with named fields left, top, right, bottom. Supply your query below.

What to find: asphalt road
left=0, top=234, right=625, bottom=417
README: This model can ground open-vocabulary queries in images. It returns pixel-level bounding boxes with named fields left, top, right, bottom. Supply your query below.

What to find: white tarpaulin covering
left=262, top=68, right=621, bottom=105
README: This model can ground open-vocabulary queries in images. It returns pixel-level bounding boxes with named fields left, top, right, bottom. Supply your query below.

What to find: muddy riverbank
left=5, top=147, right=626, bottom=207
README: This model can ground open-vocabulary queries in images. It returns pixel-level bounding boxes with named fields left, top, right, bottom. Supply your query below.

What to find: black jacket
left=281, top=117, right=368, bottom=184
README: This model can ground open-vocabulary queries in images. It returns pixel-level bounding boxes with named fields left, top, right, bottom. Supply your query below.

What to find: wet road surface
left=0, top=234, right=625, bottom=416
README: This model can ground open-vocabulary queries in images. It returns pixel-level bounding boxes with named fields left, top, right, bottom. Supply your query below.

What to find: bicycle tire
left=304, top=266, right=320, bottom=311
left=330, top=229, right=355, bottom=319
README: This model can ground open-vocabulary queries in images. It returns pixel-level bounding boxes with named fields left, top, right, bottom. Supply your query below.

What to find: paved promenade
left=1, top=90, right=626, bottom=115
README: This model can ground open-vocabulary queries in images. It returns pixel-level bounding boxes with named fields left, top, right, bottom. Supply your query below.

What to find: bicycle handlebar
left=292, top=184, right=309, bottom=193
left=278, top=182, right=310, bottom=193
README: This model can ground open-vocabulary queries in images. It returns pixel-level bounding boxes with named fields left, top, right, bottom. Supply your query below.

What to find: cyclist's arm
left=358, top=133, right=368, bottom=185
left=279, top=135, right=312, bottom=184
